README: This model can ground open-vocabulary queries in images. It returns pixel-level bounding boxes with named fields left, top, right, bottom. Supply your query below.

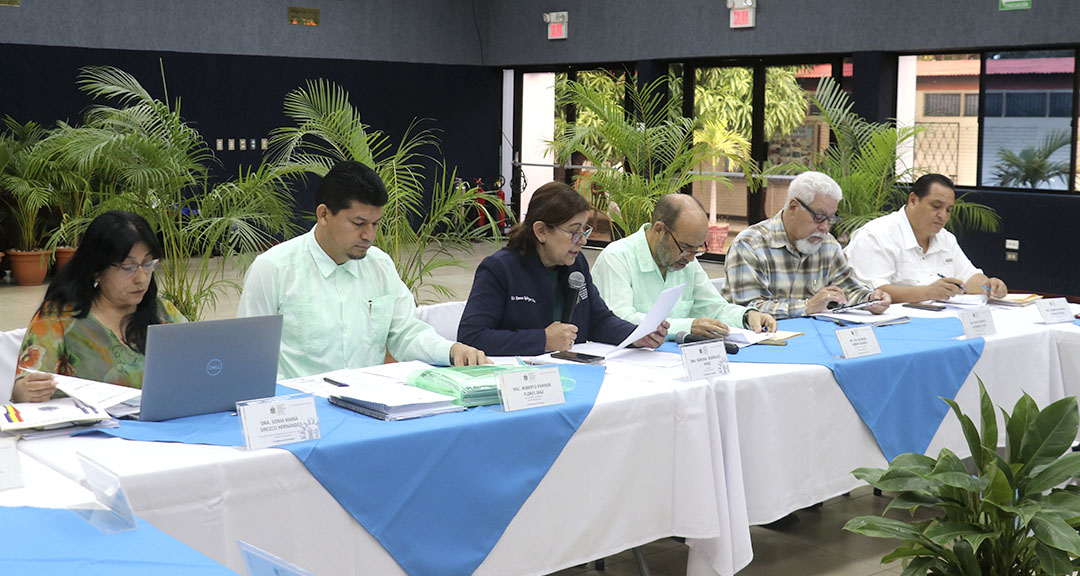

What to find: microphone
left=561, top=271, right=587, bottom=324
left=674, top=331, right=739, bottom=355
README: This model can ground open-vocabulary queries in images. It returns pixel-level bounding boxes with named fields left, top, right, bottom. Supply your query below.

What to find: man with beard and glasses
left=237, top=161, right=487, bottom=379
left=844, top=173, right=1007, bottom=304
left=723, top=171, right=891, bottom=319
left=593, top=193, right=776, bottom=340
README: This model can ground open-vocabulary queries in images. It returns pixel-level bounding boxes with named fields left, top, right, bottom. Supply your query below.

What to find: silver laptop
left=133, top=315, right=283, bottom=422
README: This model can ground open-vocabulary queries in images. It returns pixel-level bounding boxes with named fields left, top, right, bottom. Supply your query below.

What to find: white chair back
left=417, top=301, right=467, bottom=342
left=0, top=328, right=27, bottom=401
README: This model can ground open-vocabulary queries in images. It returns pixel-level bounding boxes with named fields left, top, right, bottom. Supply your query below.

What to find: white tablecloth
left=19, top=372, right=753, bottom=576
left=725, top=303, right=1067, bottom=525
left=0, top=449, right=96, bottom=509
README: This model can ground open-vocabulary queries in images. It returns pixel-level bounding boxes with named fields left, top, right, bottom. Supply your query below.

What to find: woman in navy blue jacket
left=458, top=182, right=667, bottom=357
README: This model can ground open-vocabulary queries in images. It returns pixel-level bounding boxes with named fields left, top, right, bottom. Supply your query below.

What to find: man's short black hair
left=316, top=161, right=389, bottom=213
left=911, top=173, right=955, bottom=199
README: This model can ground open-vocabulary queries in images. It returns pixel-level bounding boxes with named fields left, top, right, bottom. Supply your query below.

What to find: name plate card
left=680, top=340, right=730, bottom=380
left=959, top=307, right=997, bottom=338
left=238, top=540, right=314, bottom=576
left=0, top=437, right=23, bottom=492
left=1036, top=297, right=1073, bottom=324
left=498, top=367, right=565, bottom=412
left=238, top=393, right=321, bottom=451
left=836, top=325, right=882, bottom=359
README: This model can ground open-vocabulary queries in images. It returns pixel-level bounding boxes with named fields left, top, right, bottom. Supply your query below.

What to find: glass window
left=924, top=93, right=961, bottom=116
left=982, top=50, right=1074, bottom=190
left=963, top=93, right=979, bottom=117
left=1004, top=92, right=1047, bottom=117
left=1049, top=92, right=1072, bottom=117
left=553, top=69, right=627, bottom=242
left=898, top=53, right=980, bottom=186
left=691, top=65, right=755, bottom=255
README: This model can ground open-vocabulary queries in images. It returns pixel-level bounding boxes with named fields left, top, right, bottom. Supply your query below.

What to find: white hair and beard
left=795, top=232, right=828, bottom=255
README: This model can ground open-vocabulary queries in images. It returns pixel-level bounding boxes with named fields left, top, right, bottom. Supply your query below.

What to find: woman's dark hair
left=507, top=181, right=591, bottom=256
left=39, top=210, right=166, bottom=353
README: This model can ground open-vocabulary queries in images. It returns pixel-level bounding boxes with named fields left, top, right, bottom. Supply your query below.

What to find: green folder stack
left=407, top=365, right=575, bottom=407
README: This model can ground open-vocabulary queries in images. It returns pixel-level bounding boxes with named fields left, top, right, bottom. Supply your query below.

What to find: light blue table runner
left=82, top=364, right=605, bottom=576
left=0, top=506, right=236, bottom=575
left=663, top=317, right=984, bottom=460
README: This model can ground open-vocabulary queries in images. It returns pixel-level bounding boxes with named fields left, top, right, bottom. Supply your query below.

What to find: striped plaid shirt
left=722, top=212, right=875, bottom=319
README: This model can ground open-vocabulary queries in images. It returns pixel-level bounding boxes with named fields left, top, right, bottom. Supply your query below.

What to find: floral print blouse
left=16, top=299, right=188, bottom=390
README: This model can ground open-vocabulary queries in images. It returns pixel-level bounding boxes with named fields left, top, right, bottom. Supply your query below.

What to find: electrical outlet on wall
left=1005, top=252, right=1019, bottom=262
left=1005, top=239, right=1019, bottom=250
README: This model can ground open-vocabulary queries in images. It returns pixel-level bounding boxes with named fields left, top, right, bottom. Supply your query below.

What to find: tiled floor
left=0, top=242, right=913, bottom=575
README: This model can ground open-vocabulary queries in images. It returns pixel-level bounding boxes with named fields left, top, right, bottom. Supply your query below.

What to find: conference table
left=10, top=300, right=1078, bottom=575
left=0, top=448, right=237, bottom=574
left=720, top=302, right=1072, bottom=525
left=16, top=366, right=753, bottom=576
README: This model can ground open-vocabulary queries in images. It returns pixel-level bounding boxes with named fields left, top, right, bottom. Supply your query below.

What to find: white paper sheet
left=611, top=283, right=686, bottom=354
left=47, top=371, right=142, bottom=411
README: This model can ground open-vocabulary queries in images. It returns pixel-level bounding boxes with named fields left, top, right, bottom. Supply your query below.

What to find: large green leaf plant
left=0, top=116, right=54, bottom=252
left=268, top=78, right=506, bottom=302
left=800, top=76, right=1000, bottom=242
left=48, top=65, right=301, bottom=320
left=845, top=380, right=1080, bottom=575
left=549, top=73, right=723, bottom=238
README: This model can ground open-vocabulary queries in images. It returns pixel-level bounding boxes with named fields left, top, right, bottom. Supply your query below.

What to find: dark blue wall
left=0, top=0, right=488, bottom=65
left=0, top=43, right=503, bottom=245
left=956, top=191, right=1080, bottom=297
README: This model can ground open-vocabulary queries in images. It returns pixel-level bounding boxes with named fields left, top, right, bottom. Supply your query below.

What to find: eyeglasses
left=795, top=198, right=842, bottom=226
left=112, top=259, right=159, bottom=276
left=550, top=224, right=593, bottom=244
left=664, top=227, right=707, bottom=258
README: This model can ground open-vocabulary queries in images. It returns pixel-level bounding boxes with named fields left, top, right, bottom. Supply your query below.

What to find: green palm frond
left=794, top=76, right=999, bottom=240
left=549, top=73, right=735, bottom=237
left=271, top=79, right=508, bottom=301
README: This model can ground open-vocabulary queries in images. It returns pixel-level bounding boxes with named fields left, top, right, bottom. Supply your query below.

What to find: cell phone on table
left=903, top=302, right=946, bottom=312
left=551, top=351, right=606, bottom=365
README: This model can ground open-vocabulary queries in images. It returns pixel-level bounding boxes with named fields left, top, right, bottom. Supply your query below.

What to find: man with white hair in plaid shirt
left=722, top=171, right=892, bottom=319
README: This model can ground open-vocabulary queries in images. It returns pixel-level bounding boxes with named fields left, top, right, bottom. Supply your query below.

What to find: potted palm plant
left=549, top=73, right=725, bottom=239
left=0, top=116, right=55, bottom=286
left=845, top=380, right=1080, bottom=575
left=47, top=65, right=300, bottom=320
left=799, top=77, right=1000, bottom=242
left=36, top=121, right=96, bottom=270
left=267, top=78, right=507, bottom=302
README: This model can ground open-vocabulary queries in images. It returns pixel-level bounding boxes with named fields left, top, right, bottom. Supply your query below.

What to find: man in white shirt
left=844, top=173, right=1007, bottom=304
left=237, top=161, right=487, bottom=379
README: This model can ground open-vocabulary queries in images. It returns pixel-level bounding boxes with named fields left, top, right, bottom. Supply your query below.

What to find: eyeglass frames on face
left=665, top=227, right=707, bottom=257
left=112, top=259, right=160, bottom=276
left=795, top=198, right=842, bottom=226
left=550, top=224, right=593, bottom=244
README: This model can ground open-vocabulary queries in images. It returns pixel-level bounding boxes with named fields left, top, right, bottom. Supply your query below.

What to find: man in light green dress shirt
left=593, top=194, right=776, bottom=340
left=237, top=161, right=487, bottom=379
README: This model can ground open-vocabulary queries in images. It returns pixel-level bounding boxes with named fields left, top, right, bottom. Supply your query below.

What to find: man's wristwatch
left=742, top=309, right=753, bottom=328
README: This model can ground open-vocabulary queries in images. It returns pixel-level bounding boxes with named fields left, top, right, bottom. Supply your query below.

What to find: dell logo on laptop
left=206, top=358, right=223, bottom=376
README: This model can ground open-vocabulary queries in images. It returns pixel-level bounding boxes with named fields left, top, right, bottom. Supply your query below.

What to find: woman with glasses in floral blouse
left=457, top=181, right=667, bottom=357
left=11, top=211, right=186, bottom=402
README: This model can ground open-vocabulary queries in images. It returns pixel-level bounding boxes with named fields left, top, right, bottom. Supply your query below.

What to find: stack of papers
left=812, top=310, right=911, bottom=327
left=725, top=327, right=778, bottom=348
left=329, top=384, right=463, bottom=421
left=989, top=293, right=1042, bottom=307
left=1, top=398, right=111, bottom=433
left=937, top=294, right=987, bottom=307
left=408, top=365, right=540, bottom=407
left=47, top=372, right=143, bottom=418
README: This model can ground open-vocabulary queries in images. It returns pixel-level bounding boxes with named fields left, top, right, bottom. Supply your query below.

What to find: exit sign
left=730, top=8, right=755, bottom=28
left=999, top=0, right=1031, bottom=9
